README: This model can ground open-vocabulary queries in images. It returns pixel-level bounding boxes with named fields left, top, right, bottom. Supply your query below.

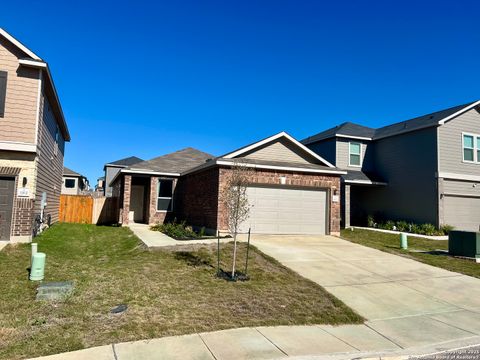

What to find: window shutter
left=0, top=71, right=7, bottom=117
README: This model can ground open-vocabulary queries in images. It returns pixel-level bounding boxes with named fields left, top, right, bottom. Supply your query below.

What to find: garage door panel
left=242, top=186, right=327, bottom=235
left=444, top=196, right=480, bottom=232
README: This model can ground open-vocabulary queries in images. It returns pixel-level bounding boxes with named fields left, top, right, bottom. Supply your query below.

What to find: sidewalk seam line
left=316, top=326, right=361, bottom=351
left=255, top=328, right=289, bottom=357
left=198, top=333, right=218, bottom=360
left=111, top=344, right=118, bottom=360
left=364, top=323, right=404, bottom=350
left=427, top=315, right=478, bottom=336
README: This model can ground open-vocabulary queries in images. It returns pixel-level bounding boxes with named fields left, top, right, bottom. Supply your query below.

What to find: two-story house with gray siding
left=303, top=101, right=480, bottom=231
left=0, top=28, right=70, bottom=242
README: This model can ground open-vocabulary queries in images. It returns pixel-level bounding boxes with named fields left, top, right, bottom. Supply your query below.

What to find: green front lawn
left=0, top=224, right=362, bottom=359
left=340, top=228, right=480, bottom=278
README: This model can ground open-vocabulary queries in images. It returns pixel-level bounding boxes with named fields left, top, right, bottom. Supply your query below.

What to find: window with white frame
left=463, top=133, right=480, bottom=163
left=349, top=142, right=361, bottom=166
left=157, top=179, right=173, bottom=211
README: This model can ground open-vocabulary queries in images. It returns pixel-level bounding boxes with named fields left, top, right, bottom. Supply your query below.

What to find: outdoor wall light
left=279, top=176, right=286, bottom=185
left=22, top=177, right=27, bottom=187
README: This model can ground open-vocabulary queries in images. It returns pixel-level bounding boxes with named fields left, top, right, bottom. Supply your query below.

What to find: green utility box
left=448, top=231, right=480, bottom=260
left=30, top=252, right=46, bottom=281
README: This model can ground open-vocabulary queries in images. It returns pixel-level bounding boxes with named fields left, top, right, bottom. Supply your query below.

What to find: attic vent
left=205, top=158, right=213, bottom=162
left=403, top=122, right=408, bottom=129
left=429, top=115, right=434, bottom=119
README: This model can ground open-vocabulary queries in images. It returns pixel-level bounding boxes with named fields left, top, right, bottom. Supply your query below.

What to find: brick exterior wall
left=174, top=167, right=220, bottom=230
left=121, top=175, right=132, bottom=224
left=217, top=167, right=341, bottom=235
left=173, top=165, right=341, bottom=235
left=12, top=198, right=34, bottom=237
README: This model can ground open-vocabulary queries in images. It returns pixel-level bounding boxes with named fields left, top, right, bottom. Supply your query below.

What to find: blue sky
left=1, top=1, right=479, bottom=183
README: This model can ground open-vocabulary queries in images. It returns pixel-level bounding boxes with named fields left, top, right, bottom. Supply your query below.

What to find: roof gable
left=222, top=132, right=335, bottom=168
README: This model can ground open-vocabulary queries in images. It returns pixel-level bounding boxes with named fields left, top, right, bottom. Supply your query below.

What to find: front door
left=0, top=177, right=15, bottom=240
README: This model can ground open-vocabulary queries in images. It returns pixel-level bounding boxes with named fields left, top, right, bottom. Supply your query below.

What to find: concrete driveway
left=251, top=234, right=480, bottom=349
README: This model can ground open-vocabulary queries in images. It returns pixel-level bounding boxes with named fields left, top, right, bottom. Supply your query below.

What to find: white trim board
left=215, top=160, right=346, bottom=175
left=18, top=59, right=47, bottom=68
left=0, top=28, right=42, bottom=60
left=438, top=100, right=480, bottom=124
left=438, top=172, right=480, bottom=182
left=221, top=131, right=336, bottom=168
left=344, top=179, right=387, bottom=186
left=0, top=141, right=37, bottom=152
left=336, top=134, right=372, bottom=141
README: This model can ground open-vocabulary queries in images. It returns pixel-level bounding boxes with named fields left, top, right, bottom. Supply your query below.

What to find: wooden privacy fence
left=59, top=195, right=117, bottom=224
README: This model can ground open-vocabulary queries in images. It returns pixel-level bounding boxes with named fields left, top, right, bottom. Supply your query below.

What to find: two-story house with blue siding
left=302, top=101, right=480, bottom=231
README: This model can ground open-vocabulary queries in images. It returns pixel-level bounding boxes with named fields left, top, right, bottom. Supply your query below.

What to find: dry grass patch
left=0, top=223, right=362, bottom=359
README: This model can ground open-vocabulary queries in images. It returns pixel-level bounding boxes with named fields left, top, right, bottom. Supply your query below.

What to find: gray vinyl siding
left=438, top=108, right=480, bottom=175
left=306, top=138, right=336, bottom=165
left=442, top=179, right=480, bottom=197
left=352, top=127, right=439, bottom=225
left=105, top=166, right=122, bottom=197
left=241, top=138, right=319, bottom=164
left=335, top=139, right=373, bottom=171
left=34, top=93, right=65, bottom=223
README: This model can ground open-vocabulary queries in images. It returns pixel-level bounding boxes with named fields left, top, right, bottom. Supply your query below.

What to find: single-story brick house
left=110, top=132, right=346, bottom=235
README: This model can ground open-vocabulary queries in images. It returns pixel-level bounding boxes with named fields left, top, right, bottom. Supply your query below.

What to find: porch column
left=344, top=184, right=351, bottom=228
left=122, top=175, right=132, bottom=225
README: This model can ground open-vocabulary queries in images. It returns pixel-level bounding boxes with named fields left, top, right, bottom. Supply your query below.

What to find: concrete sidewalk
left=30, top=325, right=480, bottom=360
left=0, top=240, right=8, bottom=252
left=128, top=223, right=233, bottom=247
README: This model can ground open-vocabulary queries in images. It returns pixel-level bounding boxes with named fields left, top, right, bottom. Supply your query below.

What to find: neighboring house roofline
left=1, top=28, right=70, bottom=141
left=109, top=168, right=181, bottom=187
left=438, top=100, right=480, bottom=125
left=222, top=131, right=336, bottom=168
left=304, top=100, right=480, bottom=144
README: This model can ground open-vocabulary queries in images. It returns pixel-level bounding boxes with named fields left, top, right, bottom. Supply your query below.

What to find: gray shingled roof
left=302, top=122, right=375, bottom=144
left=373, top=102, right=475, bottom=139
left=128, top=148, right=214, bottom=174
left=63, top=167, right=81, bottom=177
left=106, top=156, right=144, bottom=167
left=302, top=101, right=478, bottom=143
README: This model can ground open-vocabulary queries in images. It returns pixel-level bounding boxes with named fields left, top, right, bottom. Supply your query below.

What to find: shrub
left=395, top=221, right=409, bottom=232
left=150, top=220, right=199, bottom=239
left=440, top=224, right=455, bottom=235
left=367, top=215, right=376, bottom=228
left=419, top=223, right=436, bottom=236
left=380, top=220, right=396, bottom=231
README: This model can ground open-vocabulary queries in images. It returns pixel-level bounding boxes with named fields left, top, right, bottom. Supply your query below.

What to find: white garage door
left=241, top=186, right=328, bottom=235
left=444, top=195, right=480, bottom=231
